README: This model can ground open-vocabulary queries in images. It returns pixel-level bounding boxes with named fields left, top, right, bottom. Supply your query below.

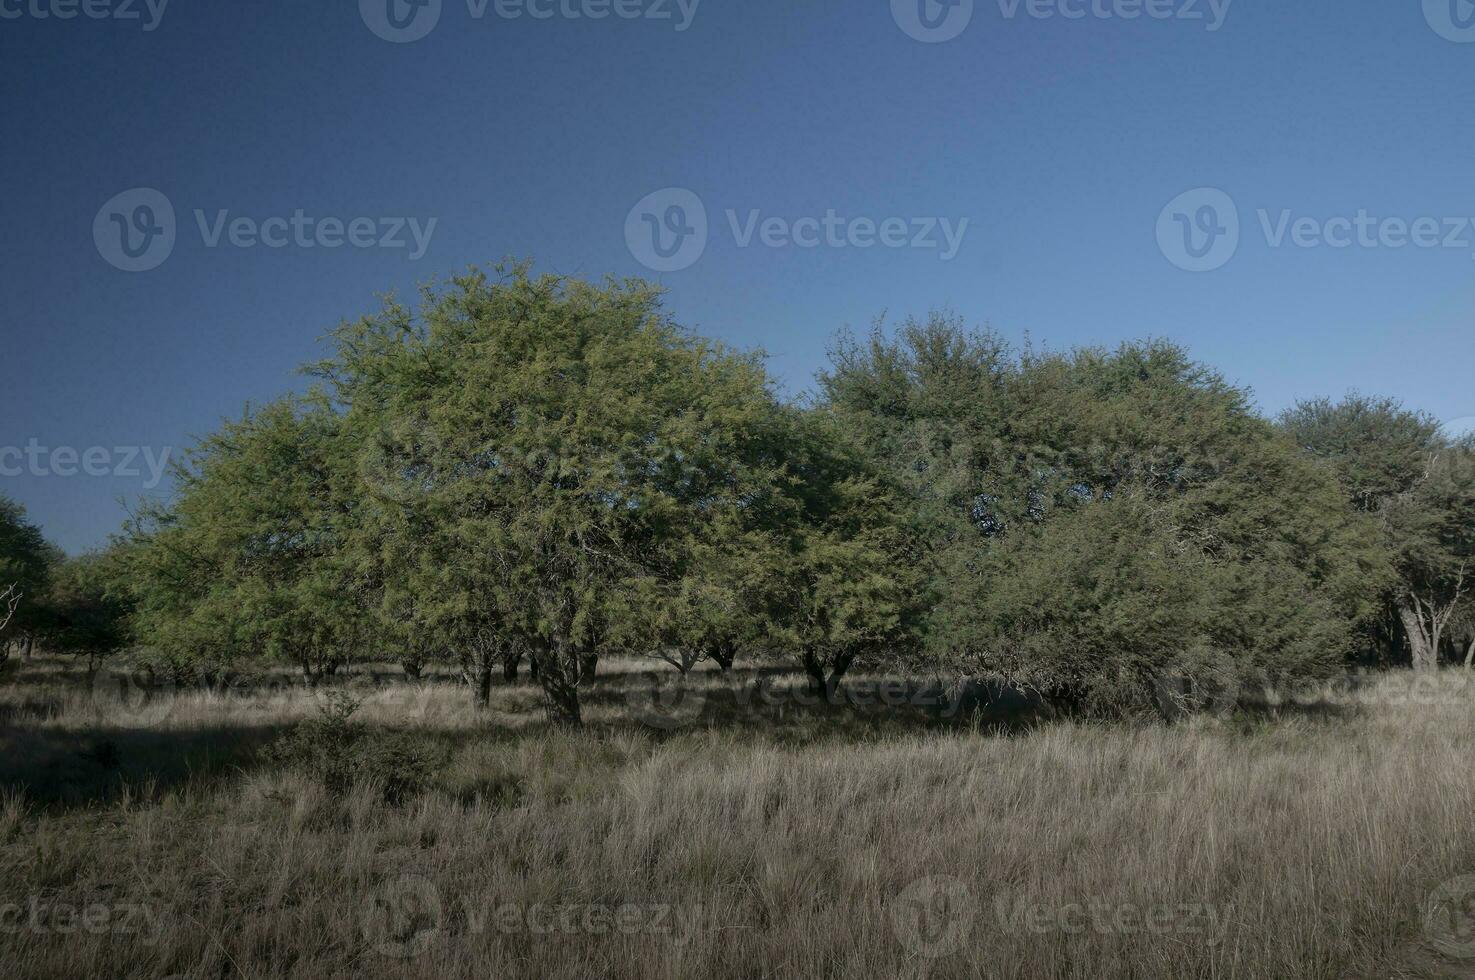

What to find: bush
left=931, top=492, right=1347, bottom=718
left=267, top=691, right=445, bottom=802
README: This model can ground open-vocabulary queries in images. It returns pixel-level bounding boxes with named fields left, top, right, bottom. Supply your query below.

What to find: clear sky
left=2, top=0, right=1473, bottom=553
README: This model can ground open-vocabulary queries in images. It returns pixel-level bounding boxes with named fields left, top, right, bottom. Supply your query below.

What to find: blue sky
left=2, top=0, right=1473, bottom=552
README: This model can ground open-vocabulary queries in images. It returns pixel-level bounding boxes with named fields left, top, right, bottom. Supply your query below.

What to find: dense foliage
left=821, top=317, right=1389, bottom=712
left=6, top=268, right=1473, bottom=722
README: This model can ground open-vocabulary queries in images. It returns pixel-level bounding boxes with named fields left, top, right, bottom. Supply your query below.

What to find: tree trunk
left=537, top=652, right=582, bottom=726
left=1400, top=601, right=1439, bottom=672
left=472, top=662, right=494, bottom=709
left=1464, top=637, right=1475, bottom=670
left=402, top=659, right=422, bottom=682
left=578, top=651, right=599, bottom=684
left=709, top=641, right=735, bottom=674
left=20, top=634, right=32, bottom=663
left=801, top=649, right=832, bottom=699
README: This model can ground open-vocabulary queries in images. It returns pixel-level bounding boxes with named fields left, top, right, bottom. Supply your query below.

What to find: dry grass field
left=3, top=655, right=1475, bottom=979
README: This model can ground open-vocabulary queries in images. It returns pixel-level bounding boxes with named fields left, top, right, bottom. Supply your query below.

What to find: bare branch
left=0, top=584, right=19, bottom=636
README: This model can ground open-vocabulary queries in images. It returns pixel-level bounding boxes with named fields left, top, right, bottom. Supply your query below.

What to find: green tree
left=825, top=321, right=1386, bottom=715
left=1279, top=395, right=1440, bottom=512
left=35, top=552, right=131, bottom=675
left=122, top=399, right=369, bottom=683
left=316, top=266, right=798, bottom=724
left=0, top=495, right=59, bottom=668
left=1280, top=395, right=1474, bottom=669
left=764, top=411, right=926, bottom=696
left=1382, top=444, right=1475, bottom=669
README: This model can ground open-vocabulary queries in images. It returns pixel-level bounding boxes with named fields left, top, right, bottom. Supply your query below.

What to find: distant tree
left=122, top=400, right=369, bottom=683
left=825, top=322, right=1387, bottom=715
left=1381, top=444, right=1475, bottom=670
left=36, top=552, right=130, bottom=675
left=933, top=492, right=1219, bottom=714
left=0, top=495, right=59, bottom=669
left=820, top=315, right=1009, bottom=555
left=1279, top=394, right=1440, bottom=512
left=1280, top=395, right=1475, bottom=669
left=1449, top=602, right=1475, bottom=669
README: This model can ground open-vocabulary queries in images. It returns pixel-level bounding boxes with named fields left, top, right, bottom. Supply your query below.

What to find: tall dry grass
left=2, top=656, right=1474, bottom=979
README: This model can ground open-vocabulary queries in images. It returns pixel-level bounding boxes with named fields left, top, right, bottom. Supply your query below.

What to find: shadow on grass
left=1229, top=698, right=1365, bottom=728
left=0, top=722, right=290, bottom=810
left=583, top=671, right=1063, bottom=744
left=1, top=657, right=1379, bottom=813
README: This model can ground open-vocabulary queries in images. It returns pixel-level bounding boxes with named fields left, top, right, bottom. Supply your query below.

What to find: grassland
left=3, top=655, right=1475, bottom=979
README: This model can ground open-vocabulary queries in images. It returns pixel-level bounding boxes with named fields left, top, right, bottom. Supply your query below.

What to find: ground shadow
left=581, top=670, right=1061, bottom=743
left=0, top=721, right=291, bottom=811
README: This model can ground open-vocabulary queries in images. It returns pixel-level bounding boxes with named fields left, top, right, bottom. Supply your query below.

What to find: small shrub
left=267, top=690, right=445, bottom=803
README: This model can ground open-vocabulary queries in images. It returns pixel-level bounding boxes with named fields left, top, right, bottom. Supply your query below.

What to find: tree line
left=4, top=266, right=1473, bottom=725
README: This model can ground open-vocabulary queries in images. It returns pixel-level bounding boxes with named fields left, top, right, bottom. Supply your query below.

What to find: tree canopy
left=11, top=268, right=1464, bottom=723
